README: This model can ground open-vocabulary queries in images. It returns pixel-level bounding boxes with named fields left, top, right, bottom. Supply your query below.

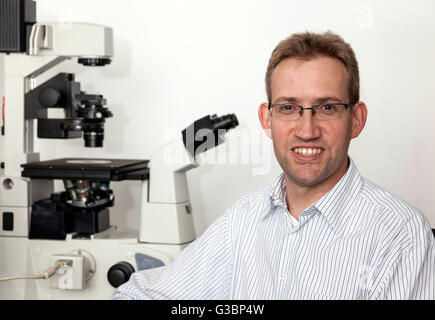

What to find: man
left=112, top=31, right=435, bottom=300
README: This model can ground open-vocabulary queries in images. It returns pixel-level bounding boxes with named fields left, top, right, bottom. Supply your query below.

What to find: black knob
left=107, top=261, right=135, bottom=288
left=39, top=87, right=61, bottom=107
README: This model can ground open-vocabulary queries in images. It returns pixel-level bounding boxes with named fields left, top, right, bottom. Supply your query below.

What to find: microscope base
left=0, top=228, right=190, bottom=299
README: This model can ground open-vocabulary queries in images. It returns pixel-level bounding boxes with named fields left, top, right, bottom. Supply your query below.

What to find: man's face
left=259, top=56, right=366, bottom=189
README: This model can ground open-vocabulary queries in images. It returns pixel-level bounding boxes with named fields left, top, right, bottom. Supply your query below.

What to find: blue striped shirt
left=112, top=158, right=435, bottom=300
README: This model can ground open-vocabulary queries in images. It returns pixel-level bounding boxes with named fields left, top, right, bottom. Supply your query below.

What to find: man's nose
left=294, top=109, right=321, bottom=140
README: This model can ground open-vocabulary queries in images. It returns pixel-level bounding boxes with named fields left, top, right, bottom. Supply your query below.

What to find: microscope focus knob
left=39, top=87, right=61, bottom=107
left=107, top=261, right=135, bottom=288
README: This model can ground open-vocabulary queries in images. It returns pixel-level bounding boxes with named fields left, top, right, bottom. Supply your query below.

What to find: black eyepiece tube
left=182, top=113, right=239, bottom=158
left=211, top=113, right=239, bottom=131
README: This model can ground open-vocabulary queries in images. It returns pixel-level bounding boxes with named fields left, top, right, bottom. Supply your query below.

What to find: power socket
left=50, top=254, right=85, bottom=290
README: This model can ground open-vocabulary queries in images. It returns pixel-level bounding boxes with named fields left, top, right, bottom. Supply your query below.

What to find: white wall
left=1, top=0, right=434, bottom=235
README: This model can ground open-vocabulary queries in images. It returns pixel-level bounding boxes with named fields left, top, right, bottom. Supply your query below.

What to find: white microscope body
left=0, top=1, right=237, bottom=299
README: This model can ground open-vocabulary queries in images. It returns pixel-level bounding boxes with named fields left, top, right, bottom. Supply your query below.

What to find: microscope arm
left=138, top=114, right=238, bottom=245
left=148, top=138, right=199, bottom=204
left=139, top=138, right=198, bottom=244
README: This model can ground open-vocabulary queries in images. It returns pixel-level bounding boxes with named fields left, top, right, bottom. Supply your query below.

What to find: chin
left=286, top=163, right=336, bottom=188
left=292, top=175, right=325, bottom=188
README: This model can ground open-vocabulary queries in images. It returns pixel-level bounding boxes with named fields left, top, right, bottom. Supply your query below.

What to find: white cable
left=0, top=259, right=72, bottom=282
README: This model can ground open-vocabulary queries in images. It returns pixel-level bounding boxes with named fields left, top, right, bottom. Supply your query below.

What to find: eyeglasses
left=268, top=103, right=351, bottom=121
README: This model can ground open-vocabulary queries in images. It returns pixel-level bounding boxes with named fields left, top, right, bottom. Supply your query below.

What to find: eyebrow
left=273, top=96, right=343, bottom=104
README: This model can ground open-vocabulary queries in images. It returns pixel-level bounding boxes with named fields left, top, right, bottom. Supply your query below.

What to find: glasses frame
left=268, top=102, right=351, bottom=120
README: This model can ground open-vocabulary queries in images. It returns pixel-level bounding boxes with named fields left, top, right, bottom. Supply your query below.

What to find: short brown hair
left=265, top=31, right=359, bottom=104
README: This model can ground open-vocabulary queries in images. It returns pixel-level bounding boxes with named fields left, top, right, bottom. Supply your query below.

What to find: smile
left=292, top=147, right=324, bottom=157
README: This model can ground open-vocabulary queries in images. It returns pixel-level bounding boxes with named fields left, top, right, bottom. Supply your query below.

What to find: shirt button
left=273, top=200, right=279, bottom=206
left=280, top=274, right=287, bottom=282
left=289, top=231, right=296, bottom=237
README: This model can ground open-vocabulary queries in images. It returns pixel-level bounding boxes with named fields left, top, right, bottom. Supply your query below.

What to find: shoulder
left=359, top=178, right=433, bottom=246
left=221, top=182, right=276, bottom=237
left=226, top=184, right=272, bottom=218
left=199, top=182, right=274, bottom=245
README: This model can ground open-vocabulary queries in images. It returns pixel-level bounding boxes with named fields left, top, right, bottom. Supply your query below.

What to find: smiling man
left=113, top=31, right=435, bottom=300
left=259, top=54, right=366, bottom=220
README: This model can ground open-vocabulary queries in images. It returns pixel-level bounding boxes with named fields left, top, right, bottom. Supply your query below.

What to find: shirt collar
left=264, top=157, right=363, bottom=234
left=268, top=172, right=287, bottom=206
left=313, top=158, right=363, bottom=234
left=262, top=172, right=287, bottom=221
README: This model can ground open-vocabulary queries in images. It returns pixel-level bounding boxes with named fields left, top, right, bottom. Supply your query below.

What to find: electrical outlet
left=50, top=254, right=85, bottom=290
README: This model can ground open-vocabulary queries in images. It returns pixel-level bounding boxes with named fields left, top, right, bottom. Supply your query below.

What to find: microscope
left=0, top=0, right=238, bottom=299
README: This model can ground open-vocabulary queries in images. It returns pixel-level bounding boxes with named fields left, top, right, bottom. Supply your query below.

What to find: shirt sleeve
left=111, top=210, right=232, bottom=300
left=372, top=225, right=435, bottom=300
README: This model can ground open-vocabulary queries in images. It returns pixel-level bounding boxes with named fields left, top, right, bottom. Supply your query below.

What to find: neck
left=285, top=158, right=350, bottom=220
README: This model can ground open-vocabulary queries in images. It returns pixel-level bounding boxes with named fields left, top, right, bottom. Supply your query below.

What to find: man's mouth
left=292, top=147, right=324, bottom=157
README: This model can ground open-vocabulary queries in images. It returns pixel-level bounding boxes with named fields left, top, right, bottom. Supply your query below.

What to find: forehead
left=270, top=56, right=349, bottom=103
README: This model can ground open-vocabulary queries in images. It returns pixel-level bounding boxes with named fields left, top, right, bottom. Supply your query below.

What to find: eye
left=320, top=104, right=337, bottom=112
left=281, top=104, right=296, bottom=111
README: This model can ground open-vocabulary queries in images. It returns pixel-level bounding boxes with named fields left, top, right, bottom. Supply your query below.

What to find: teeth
left=294, top=148, right=323, bottom=156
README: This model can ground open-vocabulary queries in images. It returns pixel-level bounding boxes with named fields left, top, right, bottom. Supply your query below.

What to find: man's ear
left=258, top=102, right=272, bottom=139
left=351, top=101, right=368, bottom=139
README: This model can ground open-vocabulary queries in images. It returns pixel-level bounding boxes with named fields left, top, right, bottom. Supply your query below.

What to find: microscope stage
left=21, top=158, right=149, bottom=181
